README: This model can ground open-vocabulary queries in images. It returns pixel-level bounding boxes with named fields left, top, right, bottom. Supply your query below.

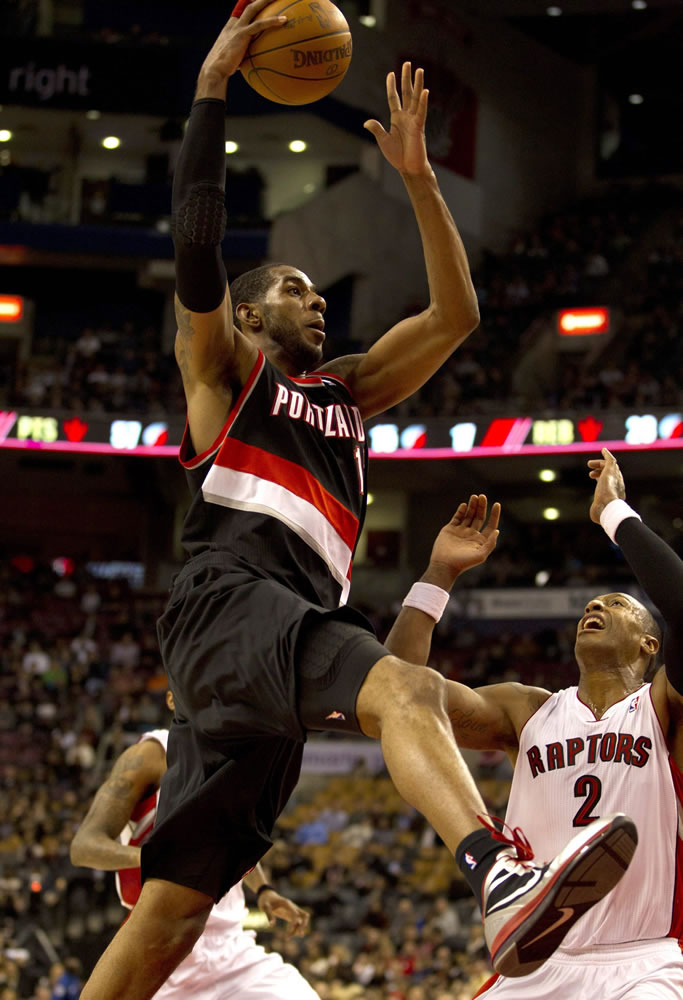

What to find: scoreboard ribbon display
left=0, top=409, right=681, bottom=458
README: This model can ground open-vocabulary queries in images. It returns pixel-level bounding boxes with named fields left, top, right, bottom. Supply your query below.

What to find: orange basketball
left=240, top=0, right=352, bottom=106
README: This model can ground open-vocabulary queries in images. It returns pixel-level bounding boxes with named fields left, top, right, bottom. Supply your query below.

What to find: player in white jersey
left=70, top=693, right=319, bottom=1000
left=386, top=450, right=683, bottom=998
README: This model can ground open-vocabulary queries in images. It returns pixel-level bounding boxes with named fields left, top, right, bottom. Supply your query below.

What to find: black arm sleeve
left=171, top=98, right=228, bottom=314
left=615, top=517, right=683, bottom=695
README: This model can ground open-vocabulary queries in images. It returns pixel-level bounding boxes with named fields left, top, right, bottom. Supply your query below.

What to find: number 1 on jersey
left=354, top=444, right=365, bottom=496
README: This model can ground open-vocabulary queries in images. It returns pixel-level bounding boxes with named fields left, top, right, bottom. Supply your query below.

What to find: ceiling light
left=628, top=94, right=644, bottom=105
left=359, top=14, right=376, bottom=26
left=86, top=109, right=101, bottom=120
left=546, top=6, right=562, bottom=16
left=102, top=136, right=120, bottom=149
left=303, top=182, right=316, bottom=193
left=538, top=469, right=557, bottom=483
left=289, top=140, right=307, bottom=153
left=535, top=570, right=551, bottom=587
left=225, top=140, right=239, bottom=154
left=0, top=130, right=12, bottom=142
left=632, top=0, right=647, bottom=8
left=543, top=507, right=560, bottom=521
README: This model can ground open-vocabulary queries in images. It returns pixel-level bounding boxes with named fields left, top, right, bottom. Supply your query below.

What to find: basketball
left=240, top=0, right=352, bottom=106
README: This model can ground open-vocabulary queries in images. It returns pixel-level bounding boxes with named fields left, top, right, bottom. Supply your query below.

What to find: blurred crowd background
left=1, top=0, right=683, bottom=997
left=4, top=186, right=683, bottom=418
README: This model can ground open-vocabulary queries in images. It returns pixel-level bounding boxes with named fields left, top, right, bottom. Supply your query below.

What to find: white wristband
left=600, top=499, right=641, bottom=544
left=402, top=582, right=450, bottom=623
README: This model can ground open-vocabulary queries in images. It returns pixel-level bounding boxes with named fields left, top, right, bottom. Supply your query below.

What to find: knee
left=358, top=657, right=448, bottom=735
left=150, top=905, right=211, bottom=964
left=170, top=907, right=211, bottom=961
left=389, top=661, right=449, bottom=715
left=135, top=882, right=212, bottom=963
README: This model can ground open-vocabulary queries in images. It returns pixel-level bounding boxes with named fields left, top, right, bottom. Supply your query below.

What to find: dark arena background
left=1, top=0, right=682, bottom=996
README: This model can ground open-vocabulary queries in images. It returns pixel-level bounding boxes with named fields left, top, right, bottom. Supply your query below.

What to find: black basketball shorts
left=141, top=554, right=391, bottom=901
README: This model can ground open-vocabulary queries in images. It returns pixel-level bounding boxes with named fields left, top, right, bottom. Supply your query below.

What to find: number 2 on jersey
left=573, top=774, right=603, bottom=826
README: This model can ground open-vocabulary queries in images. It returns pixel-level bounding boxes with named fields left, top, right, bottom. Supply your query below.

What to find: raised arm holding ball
left=78, top=7, right=635, bottom=999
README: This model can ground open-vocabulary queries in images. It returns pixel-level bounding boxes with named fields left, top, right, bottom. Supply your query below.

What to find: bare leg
left=80, top=879, right=213, bottom=1000
left=355, top=656, right=486, bottom=853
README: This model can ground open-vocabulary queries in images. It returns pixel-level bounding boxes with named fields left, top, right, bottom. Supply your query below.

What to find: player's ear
left=641, top=633, right=659, bottom=657
left=235, top=301, right=261, bottom=330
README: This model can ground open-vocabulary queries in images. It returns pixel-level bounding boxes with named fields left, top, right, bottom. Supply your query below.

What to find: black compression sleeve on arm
left=171, top=98, right=228, bottom=314
left=616, top=517, right=683, bottom=694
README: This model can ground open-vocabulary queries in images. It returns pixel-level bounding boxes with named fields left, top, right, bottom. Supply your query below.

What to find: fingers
left=363, top=119, right=386, bottom=140
left=416, top=87, right=429, bottom=129
left=451, top=501, right=469, bottom=525
left=401, top=61, right=414, bottom=107
left=386, top=71, right=401, bottom=113
left=230, top=0, right=287, bottom=34
left=387, top=63, right=427, bottom=116
left=247, top=13, right=287, bottom=32
left=452, top=495, right=500, bottom=532
left=485, top=501, right=502, bottom=535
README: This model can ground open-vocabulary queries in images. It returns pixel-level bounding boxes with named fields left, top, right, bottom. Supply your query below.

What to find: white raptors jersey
left=115, top=729, right=247, bottom=934
left=505, top=684, right=683, bottom=948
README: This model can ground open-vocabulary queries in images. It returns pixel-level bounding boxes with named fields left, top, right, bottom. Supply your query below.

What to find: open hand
left=588, top=448, right=626, bottom=524
left=429, top=495, right=501, bottom=580
left=258, top=889, right=311, bottom=937
left=363, top=62, right=430, bottom=175
left=200, top=0, right=287, bottom=82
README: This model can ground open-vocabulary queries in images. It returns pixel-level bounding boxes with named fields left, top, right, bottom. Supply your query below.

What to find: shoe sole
left=490, top=815, right=637, bottom=978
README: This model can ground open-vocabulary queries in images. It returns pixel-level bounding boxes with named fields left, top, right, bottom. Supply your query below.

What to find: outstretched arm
left=331, top=64, right=479, bottom=419
left=589, top=449, right=683, bottom=735
left=385, top=495, right=548, bottom=751
left=70, top=739, right=166, bottom=871
left=172, top=0, right=287, bottom=454
left=385, top=494, right=500, bottom=665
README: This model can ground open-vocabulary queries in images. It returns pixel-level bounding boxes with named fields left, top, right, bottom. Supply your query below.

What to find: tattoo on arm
left=86, top=749, right=154, bottom=834
left=448, top=706, right=488, bottom=736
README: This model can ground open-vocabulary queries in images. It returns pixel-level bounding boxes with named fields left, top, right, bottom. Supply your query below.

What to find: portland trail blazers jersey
left=505, top=684, right=683, bottom=948
left=116, top=730, right=247, bottom=933
left=180, top=352, right=367, bottom=607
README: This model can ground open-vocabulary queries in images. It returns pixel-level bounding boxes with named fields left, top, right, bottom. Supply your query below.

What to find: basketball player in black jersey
left=80, top=5, right=636, bottom=997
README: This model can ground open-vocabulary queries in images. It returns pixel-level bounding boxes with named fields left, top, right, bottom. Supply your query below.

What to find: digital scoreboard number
left=0, top=409, right=681, bottom=458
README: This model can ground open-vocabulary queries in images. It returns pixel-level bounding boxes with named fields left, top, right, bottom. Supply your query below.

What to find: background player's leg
left=79, top=879, right=212, bottom=1000
left=355, top=655, right=486, bottom=852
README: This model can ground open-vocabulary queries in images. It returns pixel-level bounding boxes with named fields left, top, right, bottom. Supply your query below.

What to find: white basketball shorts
left=474, top=939, right=683, bottom=999
left=154, top=925, right=320, bottom=1000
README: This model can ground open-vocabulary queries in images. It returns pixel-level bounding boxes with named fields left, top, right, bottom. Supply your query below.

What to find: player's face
left=575, top=592, right=651, bottom=665
left=260, top=267, right=326, bottom=373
